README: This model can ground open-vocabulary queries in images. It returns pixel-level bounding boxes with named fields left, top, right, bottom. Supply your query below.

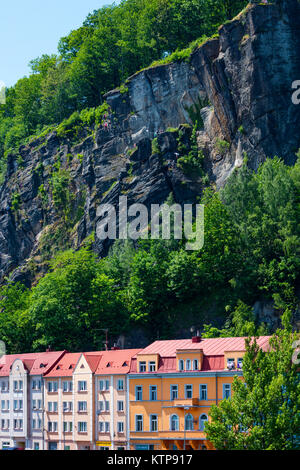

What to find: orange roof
left=0, top=351, right=66, bottom=377
left=44, top=353, right=81, bottom=377
left=95, top=349, right=142, bottom=375
left=138, top=336, right=271, bottom=357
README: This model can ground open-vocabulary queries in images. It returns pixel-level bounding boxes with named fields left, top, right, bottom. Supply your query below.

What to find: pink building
left=0, top=351, right=65, bottom=450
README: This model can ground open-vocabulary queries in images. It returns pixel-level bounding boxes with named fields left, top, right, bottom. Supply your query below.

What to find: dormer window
left=193, top=359, right=199, bottom=371
left=149, top=361, right=156, bottom=372
left=139, top=362, right=146, bottom=373
left=186, top=360, right=191, bottom=371
left=227, top=358, right=235, bottom=370
left=237, top=358, right=243, bottom=370
left=179, top=360, right=184, bottom=371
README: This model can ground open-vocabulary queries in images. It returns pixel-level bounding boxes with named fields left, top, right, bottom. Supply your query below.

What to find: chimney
left=192, top=331, right=201, bottom=343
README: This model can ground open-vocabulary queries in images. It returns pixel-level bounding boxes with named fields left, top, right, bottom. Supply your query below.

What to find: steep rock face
left=0, top=1, right=299, bottom=284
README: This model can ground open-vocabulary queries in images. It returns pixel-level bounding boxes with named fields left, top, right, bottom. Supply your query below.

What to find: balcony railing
left=173, top=398, right=199, bottom=407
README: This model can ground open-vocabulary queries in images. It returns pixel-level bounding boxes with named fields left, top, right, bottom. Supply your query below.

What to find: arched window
left=186, top=359, right=191, bottom=371
left=193, top=359, right=198, bottom=370
left=178, top=360, right=184, bottom=371
left=170, top=414, right=179, bottom=431
left=185, top=414, right=194, bottom=431
left=199, top=414, right=208, bottom=431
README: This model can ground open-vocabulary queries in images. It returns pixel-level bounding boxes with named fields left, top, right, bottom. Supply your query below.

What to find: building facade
left=0, top=336, right=270, bottom=450
left=128, top=335, right=270, bottom=450
left=0, top=351, right=65, bottom=450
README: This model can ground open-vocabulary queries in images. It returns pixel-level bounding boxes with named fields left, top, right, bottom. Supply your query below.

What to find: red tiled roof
left=44, top=353, right=81, bottom=377
left=0, top=351, right=66, bottom=377
left=95, top=349, right=142, bottom=375
left=129, top=337, right=271, bottom=374
left=138, top=336, right=271, bottom=357
left=84, top=353, right=102, bottom=373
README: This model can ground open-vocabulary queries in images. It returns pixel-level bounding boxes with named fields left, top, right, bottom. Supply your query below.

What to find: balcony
left=173, top=398, right=199, bottom=408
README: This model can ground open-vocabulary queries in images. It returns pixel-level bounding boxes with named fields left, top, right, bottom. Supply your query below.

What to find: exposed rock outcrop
left=0, top=1, right=299, bottom=285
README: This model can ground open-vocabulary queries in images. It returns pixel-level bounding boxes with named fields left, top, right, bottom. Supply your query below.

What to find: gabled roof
left=84, top=353, right=102, bottom=373
left=0, top=351, right=66, bottom=377
left=95, top=349, right=141, bottom=375
left=44, top=353, right=81, bottom=378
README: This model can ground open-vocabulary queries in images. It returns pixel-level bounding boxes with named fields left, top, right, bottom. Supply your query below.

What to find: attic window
left=122, top=362, right=128, bottom=367
left=56, top=365, right=61, bottom=370
left=40, top=363, right=47, bottom=368
left=68, top=365, right=73, bottom=370
left=80, top=364, right=85, bottom=369
left=106, top=362, right=111, bottom=368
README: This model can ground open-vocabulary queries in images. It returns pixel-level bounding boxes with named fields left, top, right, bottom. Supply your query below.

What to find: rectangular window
left=117, top=421, right=124, bottom=433
left=105, top=401, right=110, bottom=412
left=185, top=384, right=193, bottom=399
left=117, top=379, right=124, bottom=391
left=200, top=384, right=207, bottom=401
left=149, top=361, right=156, bottom=372
left=139, top=361, right=146, bottom=372
left=48, top=382, right=58, bottom=393
left=105, top=422, right=110, bottom=433
left=223, top=384, right=231, bottom=399
left=135, top=415, right=143, bottom=432
left=170, top=385, right=178, bottom=400
left=150, top=414, right=158, bottom=432
left=1, top=400, right=5, bottom=411
left=99, top=380, right=104, bottom=391
left=135, top=386, right=143, bottom=401
left=63, top=381, right=72, bottom=392
left=105, top=380, right=110, bottom=391
left=78, top=422, right=87, bottom=433
left=78, top=381, right=87, bottom=392
left=98, top=401, right=104, bottom=412
left=34, top=443, right=40, bottom=450
left=150, top=385, right=157, bottom=401
left=117, top=400, right=124, bottom=412
left=99, top=422, right=104, bottom=433
left=78, top=401, right=87, bottom=412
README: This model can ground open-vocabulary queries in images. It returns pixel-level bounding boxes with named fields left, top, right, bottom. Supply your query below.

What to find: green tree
left=205, top=312, right=300, bottom=449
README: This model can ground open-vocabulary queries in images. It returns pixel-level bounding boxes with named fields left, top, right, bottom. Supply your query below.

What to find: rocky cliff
left=0, top=1, right=299, bottom=285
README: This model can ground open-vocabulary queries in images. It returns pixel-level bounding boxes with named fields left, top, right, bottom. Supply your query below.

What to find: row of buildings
left=0, top=334, right=270, bottom=450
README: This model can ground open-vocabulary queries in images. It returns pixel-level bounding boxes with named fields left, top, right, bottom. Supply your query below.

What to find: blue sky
left=0, top=1, right=114, bottom=88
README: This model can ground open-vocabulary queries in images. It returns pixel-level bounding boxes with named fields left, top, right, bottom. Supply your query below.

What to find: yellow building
left=129, top=335, right=270, bottom=450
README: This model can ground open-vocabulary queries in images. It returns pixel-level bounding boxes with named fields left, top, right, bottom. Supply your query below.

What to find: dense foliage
left=0, top=156, right=299, bottom=353
left=0, top=0, right=247, bottom=167
left=205, top=312, right=300, bottom=450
